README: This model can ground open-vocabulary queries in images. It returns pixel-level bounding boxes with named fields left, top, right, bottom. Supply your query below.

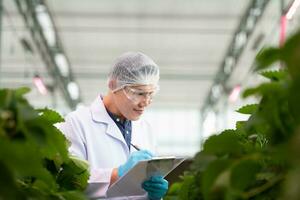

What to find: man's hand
left=118, top=150, right=153, bottom=177
left=142, top=175, right=168, bottom=200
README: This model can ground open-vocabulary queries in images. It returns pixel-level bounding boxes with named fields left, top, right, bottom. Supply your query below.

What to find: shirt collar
left=106, top=109, right=130, bottom=125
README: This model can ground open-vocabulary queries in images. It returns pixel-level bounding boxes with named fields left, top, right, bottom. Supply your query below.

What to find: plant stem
left=241, top=174, right=285, bottom=199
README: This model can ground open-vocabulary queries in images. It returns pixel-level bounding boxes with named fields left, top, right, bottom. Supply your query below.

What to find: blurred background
left=1, top=0, right=300, bottom=156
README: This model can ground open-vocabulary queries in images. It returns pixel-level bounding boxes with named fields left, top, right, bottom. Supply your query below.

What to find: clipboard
left=106, top=156, right=186, bottom=198
left=165, top=158, right=193, bottom=186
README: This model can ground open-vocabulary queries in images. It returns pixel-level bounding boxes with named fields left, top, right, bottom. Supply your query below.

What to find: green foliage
left=0, top=88, right=89, bottom=200
left=236, top=104, right=258, bottom=115
left=203, top=130, right=243, bottom=157
left=230, top=159, right=261, bottom=191
left=57, top=156, right=90, bottom=191
left=165, top=30, right=300, bottom=200
left=260, top=70, right=287, bottom=82
left=255, top=47, right=281, bottom=70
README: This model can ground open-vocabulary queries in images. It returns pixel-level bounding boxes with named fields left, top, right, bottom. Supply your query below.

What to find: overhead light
left=250, top=7, right=261, bottom=17
left=229, top=85, right=241, bottom=103
left=235, top=32, right=247, bottom=50
left=224, top=56, right=235, bottom=74
left=55, top=53, right=70, bottom=76
left=33, top=74, right=48, bottom=95
left=212, top=84, right=222, bottom=99
left=245, top=16, right=255, bottom=31
left=286, top=0, right=300, bottom=20
left=35, top=5, right=56, bottom=46
left=280, top=15, right=287, bottom=46
left=67, top=82, right=79, bottom=100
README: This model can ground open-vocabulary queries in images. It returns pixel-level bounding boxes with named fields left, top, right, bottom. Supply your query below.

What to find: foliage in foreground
left=0, top=88, right=89, bottom=200
left=165, top=30, right=300, bottom=200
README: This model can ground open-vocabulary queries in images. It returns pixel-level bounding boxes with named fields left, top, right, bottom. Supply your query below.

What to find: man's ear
left=108, top=80, right=117, bottom=90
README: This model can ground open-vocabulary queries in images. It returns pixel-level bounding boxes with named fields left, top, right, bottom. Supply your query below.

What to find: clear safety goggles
left=122, top=86, right=159, bottom=104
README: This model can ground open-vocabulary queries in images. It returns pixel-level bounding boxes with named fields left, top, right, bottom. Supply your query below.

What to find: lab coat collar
left=90, top=95, right=111, bottom=124
left=90, top=95, right=128, bottom=152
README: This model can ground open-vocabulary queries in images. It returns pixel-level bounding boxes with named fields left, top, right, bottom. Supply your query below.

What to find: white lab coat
left=58, top=95, right=156, bottom=200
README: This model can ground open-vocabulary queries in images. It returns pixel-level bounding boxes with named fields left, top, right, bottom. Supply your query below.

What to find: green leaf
left=178, top=175, right=200, bottom=200
left=43, top=124, right=69, bottom=163
left=21, top=117, right=69, bottom=164
left=14, top=87, right=31, bottom=98
left=242, top=82, right=285, bottom=98
left=38, top=108, right=64, bottom=124
left=57, top=156, right=90, bottom=191
left=16, top=101, right=38, bottom=121
left=0, top=140, right=56, bottom=189
left=255, top=47, right=281, bottom=71
left=203, top=130, right=243, bottom=157
left=281, top=168, right=300, bottom=200
left=0, top=88, right=88, bottom=198
left=230, top=159, right=261, bottom=191
left=242, top=87, right=260, bottom=98
left=167, top=182, right=182, bottom=195
left=0, top=161, right=23, bottom=199
left=201, top=159, right=231, bottom=200
left=191, top=152, right=217, bottom=173
left=56, top=191, right=87, bottom=200
left=281, top=31, right=300, bottom=80
left=288, top=79, right=300, bottom=124
left=235, top=121, right=246, bottom=130
left=236, top=104, right=258, bottom=115
left=260, top=70, right=288, bottom=82
left=69, top=155, right=89, bottom=171
left=0, top=88, right=30, bottom=110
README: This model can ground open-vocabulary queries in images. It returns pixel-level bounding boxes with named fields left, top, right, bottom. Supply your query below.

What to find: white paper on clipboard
left=106, top=156, right=185, bottom=198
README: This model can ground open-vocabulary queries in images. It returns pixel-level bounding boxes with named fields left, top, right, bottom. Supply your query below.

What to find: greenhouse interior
left=1, top=0, right=300, bottom=199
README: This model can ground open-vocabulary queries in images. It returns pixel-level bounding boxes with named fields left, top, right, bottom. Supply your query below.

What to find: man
left=58, top=52, right=168, bottom=200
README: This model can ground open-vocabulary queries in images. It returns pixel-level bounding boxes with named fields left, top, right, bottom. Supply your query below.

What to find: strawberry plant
left=166, top=29, right=300, bottom=200
left=0, top=88, right=89, bottom=200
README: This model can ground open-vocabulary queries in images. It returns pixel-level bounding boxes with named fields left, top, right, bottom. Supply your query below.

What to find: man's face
left=112, top=84, right=157, bottom=120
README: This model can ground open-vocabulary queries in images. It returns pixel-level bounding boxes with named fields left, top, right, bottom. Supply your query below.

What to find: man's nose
left=138, top=96, right=152, bottom=107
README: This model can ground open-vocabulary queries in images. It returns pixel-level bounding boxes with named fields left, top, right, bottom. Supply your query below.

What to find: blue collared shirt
left=106, top=110, right=132, bottom=150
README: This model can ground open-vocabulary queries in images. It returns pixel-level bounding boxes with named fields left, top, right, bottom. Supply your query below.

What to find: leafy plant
left=0, top=88, right=89, bottom=200
left=165, top=30, right=300, bottom=200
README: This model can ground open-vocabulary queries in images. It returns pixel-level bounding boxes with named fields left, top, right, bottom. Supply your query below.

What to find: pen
left=130, top=143, right=141, bottom=151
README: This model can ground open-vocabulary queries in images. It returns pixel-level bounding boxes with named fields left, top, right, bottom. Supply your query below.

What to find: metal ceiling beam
left=14, top=0, right=82, bottom=109
left=200, top=0, right=270, bottom=120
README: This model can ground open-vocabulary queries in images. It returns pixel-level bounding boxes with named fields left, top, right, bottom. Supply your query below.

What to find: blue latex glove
left=118, top=150, right=153, bottom=177
left=142, top=175, right=169, bottom=200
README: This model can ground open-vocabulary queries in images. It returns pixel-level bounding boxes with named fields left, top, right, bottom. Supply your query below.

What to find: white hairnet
left=108, top=52, right=160, bottom=91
